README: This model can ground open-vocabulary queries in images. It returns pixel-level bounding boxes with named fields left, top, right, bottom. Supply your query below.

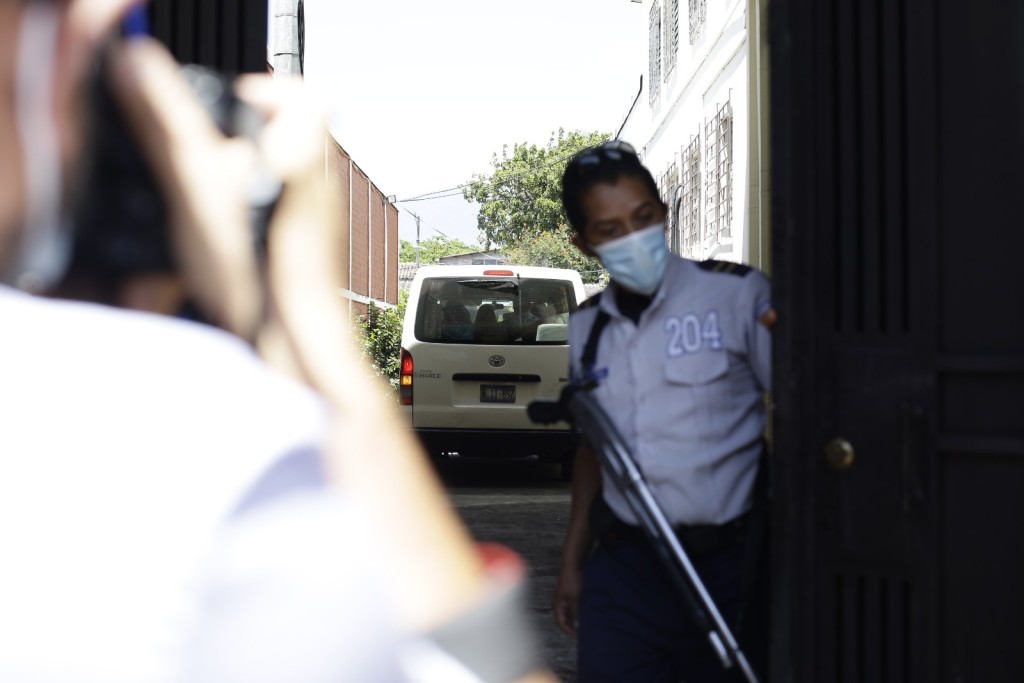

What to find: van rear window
left=414, top=277, right=578, bottom=345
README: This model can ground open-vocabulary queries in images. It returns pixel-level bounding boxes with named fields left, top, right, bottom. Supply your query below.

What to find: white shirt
left=0, top=287, right=409, bottom=682
left=568, top=257, right=772, bottom=526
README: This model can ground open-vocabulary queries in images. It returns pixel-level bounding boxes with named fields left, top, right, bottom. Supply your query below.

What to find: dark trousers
left=577, top=530, right=763, bottom=683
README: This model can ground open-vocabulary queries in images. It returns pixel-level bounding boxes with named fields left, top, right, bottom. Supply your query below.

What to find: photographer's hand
left=109, top=44, right=559, bottom=683
left=109, top=39, right=262, bottom=339
left=237, top=73, right=557, bottom=683
left=235, top=73, right=497, bottom=635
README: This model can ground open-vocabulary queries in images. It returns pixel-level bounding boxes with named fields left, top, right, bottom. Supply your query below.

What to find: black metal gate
left=148, top=0, right=268, bottom=73
left=771, top=0, right=1024, bottom=681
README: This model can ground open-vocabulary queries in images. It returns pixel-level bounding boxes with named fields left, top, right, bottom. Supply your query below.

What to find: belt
left=598, top=512, right=749, bottom=559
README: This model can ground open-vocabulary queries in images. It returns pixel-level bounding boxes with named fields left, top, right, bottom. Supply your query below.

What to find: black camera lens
left=71, top=65, right=172, bottom=279
left=68, top=59, right=249, bottom=283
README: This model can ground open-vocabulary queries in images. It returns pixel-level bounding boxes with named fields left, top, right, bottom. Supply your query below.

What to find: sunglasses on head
left=573, top=139, right=638, bottom=168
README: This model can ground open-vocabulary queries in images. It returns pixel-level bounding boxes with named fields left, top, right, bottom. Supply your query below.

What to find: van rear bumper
left=413, top=428, right=576, bottom=461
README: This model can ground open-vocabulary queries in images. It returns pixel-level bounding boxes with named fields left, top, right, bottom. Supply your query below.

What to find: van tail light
left=483, top=270, right=514, bottom=276
left=399, top=348, right=414, bottom=405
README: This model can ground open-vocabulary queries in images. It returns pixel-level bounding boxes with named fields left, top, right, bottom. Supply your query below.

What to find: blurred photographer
left=0, top=2, right=552, bottom=682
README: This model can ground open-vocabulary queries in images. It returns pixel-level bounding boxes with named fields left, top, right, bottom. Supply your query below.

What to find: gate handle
left=825, top=437, right=855, bottom=470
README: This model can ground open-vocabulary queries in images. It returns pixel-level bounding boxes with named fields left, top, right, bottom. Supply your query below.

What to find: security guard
left=552, top=140, right=774, bottom=682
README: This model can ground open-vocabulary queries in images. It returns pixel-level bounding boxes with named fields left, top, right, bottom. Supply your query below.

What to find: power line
left=398, top=190, right=466, bottom=203
left=396, top=202, right=603, bottom=274
left=400, top=184, right=471, bottom=201
left=396, top=139, right=609, bottom=204
left=399, top=206, right=450, bottom=239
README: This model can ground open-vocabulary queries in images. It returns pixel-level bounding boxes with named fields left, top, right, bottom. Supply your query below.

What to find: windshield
left=414, top=276, right=578, bottom=345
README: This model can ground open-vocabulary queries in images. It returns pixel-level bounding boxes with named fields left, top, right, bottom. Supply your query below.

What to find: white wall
left=618, top=0, right=763, bottom=267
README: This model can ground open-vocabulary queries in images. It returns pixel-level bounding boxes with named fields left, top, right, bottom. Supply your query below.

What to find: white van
left=399, top=265, right=586, bottom=470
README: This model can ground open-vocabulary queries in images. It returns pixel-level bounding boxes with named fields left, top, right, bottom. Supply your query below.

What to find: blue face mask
left=590, top=223, right=670, bottom=296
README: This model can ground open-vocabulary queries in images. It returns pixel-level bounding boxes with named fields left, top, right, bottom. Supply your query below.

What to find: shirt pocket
left=664, top=350, right=730, bottom=386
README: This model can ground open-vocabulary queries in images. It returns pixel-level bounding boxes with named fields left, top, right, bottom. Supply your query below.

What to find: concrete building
left=618, top=0, right=770, bottom=273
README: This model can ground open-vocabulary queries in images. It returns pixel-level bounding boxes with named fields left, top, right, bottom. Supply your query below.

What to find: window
left=681, top=135, right=701, bottom=258
left=665, top=0, right=680, bottom=79
left=415, top=277, right=578, bottom=345
left=704, top=101, right=734, bottom=257
left=664, top=161, right=680, bottom=253
left=649, top=1, right=662, bottom=105
left=688, top=0, right=707, bottom=45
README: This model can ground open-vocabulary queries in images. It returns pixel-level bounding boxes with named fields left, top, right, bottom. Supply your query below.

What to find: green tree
left=356, top=290, right=409, bottom=391
left=399, top=236, right=478, bottom=264
left=501, top=224, right=604, bottom=283
left=399, top=240, right=418, bottom=263
left=462, top=128, right=610, bottom=249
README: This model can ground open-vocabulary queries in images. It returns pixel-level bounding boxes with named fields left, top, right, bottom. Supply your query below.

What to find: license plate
left=480, top=384, right=516, bottom=403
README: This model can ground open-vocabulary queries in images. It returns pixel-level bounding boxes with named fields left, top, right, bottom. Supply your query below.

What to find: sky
left=280, top=1, right=648, bottom=248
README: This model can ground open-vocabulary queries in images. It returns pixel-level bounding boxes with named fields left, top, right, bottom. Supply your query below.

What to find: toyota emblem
left=488, top=355, right=506, bottom=368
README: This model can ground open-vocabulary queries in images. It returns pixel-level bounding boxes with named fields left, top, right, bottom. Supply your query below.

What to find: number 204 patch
left=664, top=311, right=724, bottom=357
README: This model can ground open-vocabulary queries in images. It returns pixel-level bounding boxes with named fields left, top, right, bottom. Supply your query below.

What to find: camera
left=68, top=53, right=271, bottom=284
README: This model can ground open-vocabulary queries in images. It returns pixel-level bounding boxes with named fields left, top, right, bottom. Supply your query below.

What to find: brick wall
left=325, top=140, right=399, bottom=320
left=350, top=169, right=370, bottom=300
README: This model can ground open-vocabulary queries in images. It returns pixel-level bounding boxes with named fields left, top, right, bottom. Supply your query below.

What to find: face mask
left=6, top=1, right=71, bottom=293
left=590, top=223, right=670, bottom=296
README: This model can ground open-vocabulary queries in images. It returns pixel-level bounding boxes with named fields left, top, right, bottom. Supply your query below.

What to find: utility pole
left=411, top=212, right=422, bottom=266
left=272, top=0, right=301, bottom=76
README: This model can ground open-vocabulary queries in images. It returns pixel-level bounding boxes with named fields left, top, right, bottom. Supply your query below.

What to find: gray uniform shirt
left=568, top=256, right=772, bottom=527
